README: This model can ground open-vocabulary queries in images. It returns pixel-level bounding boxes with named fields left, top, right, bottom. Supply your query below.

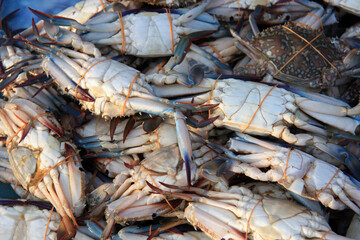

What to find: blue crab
left=231, top=21, right=360, bottom=88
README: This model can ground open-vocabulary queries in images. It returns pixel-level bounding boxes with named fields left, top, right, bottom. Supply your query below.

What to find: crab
left=0, top=201, right=60, bottom=240
left=149, top=184, right=351, bottom=240
left=231, top=21, right=360, bottom=89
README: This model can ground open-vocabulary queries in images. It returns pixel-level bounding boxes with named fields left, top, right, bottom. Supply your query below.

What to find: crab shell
left=234, top=22, right=343, bottom=88
left=0, top=204, right=59, bottom=240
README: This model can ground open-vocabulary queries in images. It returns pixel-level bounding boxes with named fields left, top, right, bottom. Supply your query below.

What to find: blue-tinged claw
left=175, top=109, right=192, bottom=187
left=59, top=104, right=86, bottom=126
left=0, top=72, right=20, bottom=91
left=84, top=151, right=122, bottom=159
left=186, top=115, right=218, bottom=128
left=189, top=42, right=232, bottom=72
left=313, top=141, right=348, bottom=163
left=77, top=141, right=101, bottom=150
left=313, top=141, right=360, bottom=180
left=313, top=141, right=347, bottom=162
left=347, top=174, right=360, bottom=188
left=84, top=220, right=106, bottom=239
left=232, top=136, right=256, bottom=144
left=28, top=8, right=85, bottom=29
left=205, top=139, right=238, bottom=159
left=186, top=65, right=204, bottom=87
left=31, top=18, right=55, bottom=44
left=343, top=37, right=360, bottom=49
left=15, top=73, right=51, bottom=87
left=171, top=101, right=219, bottom=112
left=289, top=87, right=351, bottom=107
left=208, top=54, right=231, bottom=71
left=73, top=133, right=101, bottom=148
left=0, top=59, right=26, bottom=78
left=168, top=37, right=191, bottom=70
left=176, top=32, right=232, bottom=74
left=344, top=151, right=360, bottom=181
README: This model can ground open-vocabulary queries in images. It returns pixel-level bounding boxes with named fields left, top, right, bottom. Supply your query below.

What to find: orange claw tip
left=37, top=118, right=64, bottom=137
left=146, top=181, right=194, bottom=201
left=56, top=216, right=77, bottom=240
left=75, top=89, right=95, bottom=102
left=18, top=123, right=31, bottom=143
left=198, top=103, right=219, bottom=110
left=123, top=116, right=135, bottom=143
left=100, top=217, right=115, bottom=240
left=146, top=180, right=163, bottom=193
left=64, top=143, right=78, bottom=160
left=229, top=226, right=246, bottom=239
left=110, top=117, right=120, bottom=142
left=172, top=102, right=219, bottom=112
left=159, top=182, right=180, bottom=190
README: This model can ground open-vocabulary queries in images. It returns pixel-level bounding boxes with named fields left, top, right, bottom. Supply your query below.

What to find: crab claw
left=8, top=144, right=80, bottom=240
left=18, top=123, right=31, bottom=144
left=0, top=72, right=21, bottom=91
left=84, top=220, right=106, bottom=239
left=0, top=98, right=63, bottom=140
left=345, top=152, right=360, bottom=181
left=312, top=138, right=360, bottom=180
left=186, top=115, right=219, bottom=128
left=164, top=34, right=229, bottom=75
left=43, top=55, right=95, bottom=102
left=0, top=56, right=41, bottom=91
left=146, top=181, right=195, bottom=201
left=57, top=217, right=77, bottom=240
left=28, top=8, right=85, bottom=29
left=142, top=116, right=163, bottom=133
left=174, top=109, right=192, bottom=187
left=11, top=98, right=64, bottom=137
left=83, top=151, right=123, bottom=159
left=15, top=73, right=51, bottom=88
left=185, top=65, right=205, bottom=87
left=172, top=102, right=219, bottom=112
left=167, top=37, right=191, bottom=71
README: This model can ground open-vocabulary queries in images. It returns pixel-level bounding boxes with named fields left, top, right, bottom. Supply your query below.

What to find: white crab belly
left=125, top=12, right=180, bottom=56
left=0, top=205, right=59, bottom=240
left=212, top=80, right=288, bottom=135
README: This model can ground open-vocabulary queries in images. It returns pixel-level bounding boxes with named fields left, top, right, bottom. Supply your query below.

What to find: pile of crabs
left=1, top=0, right=360, bottom=239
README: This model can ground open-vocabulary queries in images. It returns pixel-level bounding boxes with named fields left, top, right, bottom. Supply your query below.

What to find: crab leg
left=185, top=203, right=245, bottom=240
left=220, top=134, right=360, bottom=214
left=37, top=181, right=76, bottom=238
left=150, top=183, right=346, bottom=240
